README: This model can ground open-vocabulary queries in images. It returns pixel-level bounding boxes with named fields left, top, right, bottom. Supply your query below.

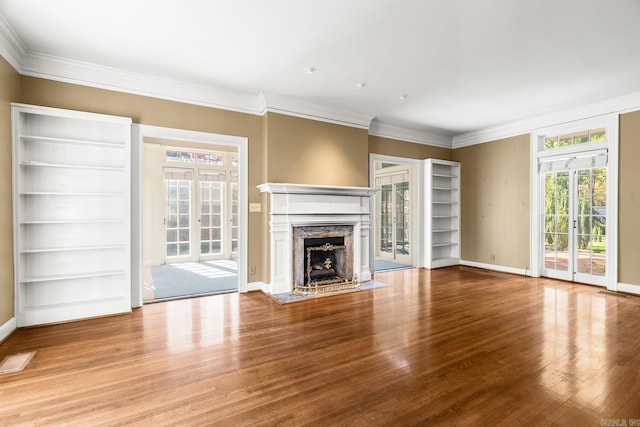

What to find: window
left=542, top=128, right=606, bottom=150
left=166, top=149, right=225, bottom=166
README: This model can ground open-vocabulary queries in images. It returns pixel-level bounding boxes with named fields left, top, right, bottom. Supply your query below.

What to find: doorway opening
left=372, top=159, right=417, bottom=272
left=531, top=114, right=618, bottom=289
left=139, top=132, right=244, bottom=302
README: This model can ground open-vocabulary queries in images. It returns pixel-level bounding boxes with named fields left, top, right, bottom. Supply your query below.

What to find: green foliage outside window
left=544, top=128, right=606, bottom=150
left=544, top=168, right=606, bottom=252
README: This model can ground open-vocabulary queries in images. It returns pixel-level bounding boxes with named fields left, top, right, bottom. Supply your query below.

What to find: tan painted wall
left=450, top=117, right=640, bottom=285
left=8, top=72, right=640, bottom=304
left=265, top=112, right=369, bottom=186
left=619, top=112, right=640, bottom=285
left=452, top=134, right=530, bottom=270
left=0, top=58, right=20, bottom=326
left=20, top=76, right=267, bottom=282
left=142, top=143, right=165, bottom=267
left=17, top=79, right=413, bottom=289
left=369, top=135, right=452, bottom=161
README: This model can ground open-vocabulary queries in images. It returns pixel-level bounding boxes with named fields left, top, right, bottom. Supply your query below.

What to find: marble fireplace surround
left=258, top=183, right=377, bottom=294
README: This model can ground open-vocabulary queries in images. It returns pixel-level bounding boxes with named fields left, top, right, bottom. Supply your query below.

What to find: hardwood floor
left=1, top=266, right=639, bottom=426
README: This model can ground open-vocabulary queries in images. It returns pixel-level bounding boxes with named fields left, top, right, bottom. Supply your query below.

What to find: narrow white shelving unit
left=424, top=159, right=460, bottom=268
left=12, top=103, right=132, bottom=326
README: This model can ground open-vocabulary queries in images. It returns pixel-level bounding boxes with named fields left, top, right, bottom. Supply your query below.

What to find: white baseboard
left=461, top=262, right=640, bottom=295
left=617, top=282, right=640, bottom=295
left=460, top=260, right=529, bottom=276
left=247, top=281, right=267, bottom=292
left=0, top=317, right=16, bottom=343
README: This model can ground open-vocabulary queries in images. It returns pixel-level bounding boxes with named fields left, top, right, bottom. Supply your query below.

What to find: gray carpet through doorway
left=149, top=260, right=238, bottom=300
left=374, top=257, right=412, bottom=272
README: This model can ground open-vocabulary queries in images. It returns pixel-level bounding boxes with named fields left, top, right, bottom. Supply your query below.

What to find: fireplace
left=258, top=183, right=376, bottom=295
left=293, top=225, right=355, bottom=293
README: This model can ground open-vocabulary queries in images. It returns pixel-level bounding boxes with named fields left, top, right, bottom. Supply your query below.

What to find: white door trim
left=530, top=114, right=619, bottom=290
left=132, top=124, right=249, bottom=298
left=369, top=154, right=424, bottom=268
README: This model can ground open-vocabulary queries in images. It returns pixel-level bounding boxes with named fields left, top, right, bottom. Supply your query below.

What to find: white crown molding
left=369, top=122, right=452, bottom=148
left=17, top=53, right=376, bottom=130
left=22, top=50, right=377, bottom=129
left=260, top=92, right=374, bottom=129
left=21, top=52, right=263, bottom=115
left=258, top=182, right=377, bottom=196
left=452, top=91, right=640, bottom=149
left=0, top=14, right=26, bottom=72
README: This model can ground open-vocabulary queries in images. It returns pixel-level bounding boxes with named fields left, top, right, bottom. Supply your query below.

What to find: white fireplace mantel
left=258, top=183, right=376, bottom=294
left=258, top=182, right=377, bottom=197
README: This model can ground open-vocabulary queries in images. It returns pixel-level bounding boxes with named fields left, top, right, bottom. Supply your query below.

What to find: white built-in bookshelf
left=12, top=104, right=132, bottom=326
left=424, top=159, right=460, bottom=268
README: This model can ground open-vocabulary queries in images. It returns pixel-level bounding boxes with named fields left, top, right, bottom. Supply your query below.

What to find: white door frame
left=374, top=164, right=412, bottom=264
left=369, top=154, right=424, bottom=268
left=529, top=114, right=619, bottom=290
left=131, top=124, right=249, bottom=307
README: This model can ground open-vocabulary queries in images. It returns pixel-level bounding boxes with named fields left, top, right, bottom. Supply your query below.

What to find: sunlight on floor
left=143, top=260, right=239, bottom=301
left=174, top=261, right=237, bottom=278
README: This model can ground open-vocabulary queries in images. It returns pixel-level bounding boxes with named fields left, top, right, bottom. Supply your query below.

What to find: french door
left=164, top=168, right=237, bottom=263
left=532, top=114, right=617, bottom=289
left=542, top=166, right=607, bottom=286
left=378, top=180, right=411, bottom=264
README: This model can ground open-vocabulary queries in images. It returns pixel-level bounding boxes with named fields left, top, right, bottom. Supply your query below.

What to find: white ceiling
left=1, top=0, right=640, bottom=141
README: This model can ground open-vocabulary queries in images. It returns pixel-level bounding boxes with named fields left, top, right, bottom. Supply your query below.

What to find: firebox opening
left=305, top=237, right=344, bottom=284
left=293, top=224, right=356, bottom=294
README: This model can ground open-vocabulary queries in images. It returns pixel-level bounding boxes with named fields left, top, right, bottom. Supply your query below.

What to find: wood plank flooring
left=1, top=266, right=640, bottom=426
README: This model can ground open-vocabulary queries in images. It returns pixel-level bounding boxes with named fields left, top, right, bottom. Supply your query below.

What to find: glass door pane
left=575, top=167, right=606, bottom=280
left=230, top=181, right=238, bottom=255
left=395, top=181, right=410, bottom=257
left=544, top=171, right=569, bottom=274
left=200, top=181, right=223, bottom=256
left=378, top=181, right=411, bottom=263
left=166, top=179, right=191, bottom=259
left=380, top=184, right=393, bottom=256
